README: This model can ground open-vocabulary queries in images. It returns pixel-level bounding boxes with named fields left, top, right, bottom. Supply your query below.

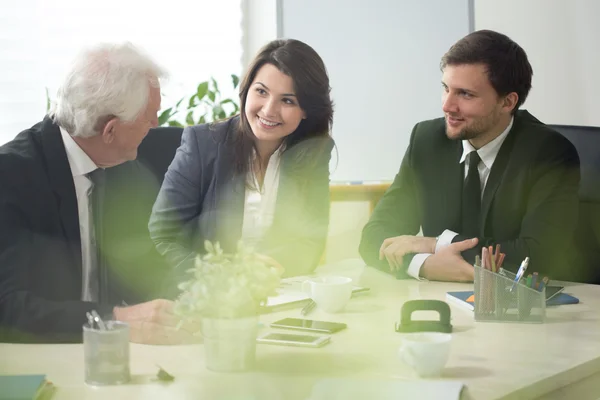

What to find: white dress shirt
left=60, top=127, right=99, bottom=301
left=407, top=117, right=514, bottom=280
left=241, top=147, right=282, bottom=248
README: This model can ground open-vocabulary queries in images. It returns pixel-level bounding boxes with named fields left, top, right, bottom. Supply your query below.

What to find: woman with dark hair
left=149, top=39, right=334, bottom=282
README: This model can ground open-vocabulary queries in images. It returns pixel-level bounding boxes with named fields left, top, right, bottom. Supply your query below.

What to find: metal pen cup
left=83, top=321, right=131, bottom=385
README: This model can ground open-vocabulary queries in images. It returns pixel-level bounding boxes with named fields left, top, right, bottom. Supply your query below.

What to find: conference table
left=2, top=259, right=600, bottom=400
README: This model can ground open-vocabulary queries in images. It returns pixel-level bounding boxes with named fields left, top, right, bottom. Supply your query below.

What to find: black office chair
left=550, top=124, right=600, bottom=284
left=137, top=126, right=184, bottom=185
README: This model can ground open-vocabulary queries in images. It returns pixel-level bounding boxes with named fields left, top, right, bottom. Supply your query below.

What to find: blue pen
left=531, top=272, right=538, bottom=290
left=510, top=257, right=529, bottom=292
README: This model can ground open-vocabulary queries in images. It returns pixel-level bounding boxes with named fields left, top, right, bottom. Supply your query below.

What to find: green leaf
left=168, top=120, right=184, bottom=127
left=45, top=87, right=51, bottom=112
left=188, top=94, right=198, bottom=109
left=196, top=82, right=209, bottom=100
left=220, top=99, right=239, bottom=117
left=212, top=105, right=224, bottom=121
left=207, top=91, right=216, bottom=102
left=211, top=77, right=219, bottom=94
left=175, top=97, right=185, bottom=109
left=231, top=74, right=239, bottom=89
left=198, top=115, right=206, bottom=124
left=157, top=108, right=174, bottom=126
left=185, top=111, right=195, bottom=126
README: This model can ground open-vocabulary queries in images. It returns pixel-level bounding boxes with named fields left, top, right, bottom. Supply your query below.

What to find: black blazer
left=149, top=116, right=333, bottom=291
left=360, top=110, right=581, bottom=280
left=0, top=117, right=168, bottom=343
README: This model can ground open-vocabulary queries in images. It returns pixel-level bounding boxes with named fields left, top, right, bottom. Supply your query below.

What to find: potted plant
left=174, top=240, right=281, bottom=372
left=158, top=75, right=240, bottom=127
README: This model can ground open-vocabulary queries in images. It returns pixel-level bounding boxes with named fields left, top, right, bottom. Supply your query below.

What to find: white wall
left=244, top=1, right=600, bottom=263
left=475, top=0, right=600, bottom=127
left=241, top=0, right=278, bottom=73
left=277, top=0, right=471, bottom=182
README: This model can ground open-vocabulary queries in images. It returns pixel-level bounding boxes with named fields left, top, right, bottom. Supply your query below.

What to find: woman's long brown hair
left=233, top=39, right=334, bottom=183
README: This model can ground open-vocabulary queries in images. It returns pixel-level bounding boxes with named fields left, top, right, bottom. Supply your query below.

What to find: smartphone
left=257, top=332, right=330, bottom=348
left=270, top=318, right=347, bottom=334
left=546, top=286, right=565, bottom=301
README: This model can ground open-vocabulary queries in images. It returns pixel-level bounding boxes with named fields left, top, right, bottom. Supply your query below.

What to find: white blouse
left=241, top=147, right=282, bottom=248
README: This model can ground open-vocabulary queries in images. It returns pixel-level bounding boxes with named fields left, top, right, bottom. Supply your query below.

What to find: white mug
left=302, top=276, right=353, bottom=313
left=398, top=332, right=452, bottom=378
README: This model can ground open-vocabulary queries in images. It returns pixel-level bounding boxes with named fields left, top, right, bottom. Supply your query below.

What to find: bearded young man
left=359, top=30, right=580, bottom=282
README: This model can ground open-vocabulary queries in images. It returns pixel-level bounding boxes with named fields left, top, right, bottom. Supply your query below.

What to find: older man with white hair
left=0, top=42, right=194, bottom=344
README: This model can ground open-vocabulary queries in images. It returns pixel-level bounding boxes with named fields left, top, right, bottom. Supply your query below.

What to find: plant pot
left=201, top=315, right=258, bottom=372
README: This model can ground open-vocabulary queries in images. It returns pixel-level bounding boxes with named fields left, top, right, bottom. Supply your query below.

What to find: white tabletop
left=1, top=260, right=600, bottom=400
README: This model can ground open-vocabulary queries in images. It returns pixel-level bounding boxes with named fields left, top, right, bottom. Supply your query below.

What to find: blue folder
left=546, top=293, right=580, bottom=306
left=0, top=375, right=52, bottom=400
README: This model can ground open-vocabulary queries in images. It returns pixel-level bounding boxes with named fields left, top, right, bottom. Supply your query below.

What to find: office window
left=0, top=0, right=242, bottom=144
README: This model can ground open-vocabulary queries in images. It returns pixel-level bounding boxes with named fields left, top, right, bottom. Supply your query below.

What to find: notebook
left=446, top=290, right=580, bottom=311
left=0, top=375, right=54, bottom=400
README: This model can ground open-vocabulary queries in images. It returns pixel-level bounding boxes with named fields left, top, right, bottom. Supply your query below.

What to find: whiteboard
left=277, top=0, right=473, bottom=181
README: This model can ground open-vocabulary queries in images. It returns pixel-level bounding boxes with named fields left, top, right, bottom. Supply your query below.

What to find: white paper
left=306, top=378, right=465, bottom=400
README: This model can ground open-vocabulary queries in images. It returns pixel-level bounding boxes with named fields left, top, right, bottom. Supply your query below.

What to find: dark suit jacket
left=0, top=117, right=168, bottom=343
left=149, top=116, right=333, bottom=292
left=360, top=110, right=581, bottom=281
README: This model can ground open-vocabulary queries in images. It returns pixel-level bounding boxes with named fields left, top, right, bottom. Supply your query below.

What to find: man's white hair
left=50, top=42, right=167, bottom=138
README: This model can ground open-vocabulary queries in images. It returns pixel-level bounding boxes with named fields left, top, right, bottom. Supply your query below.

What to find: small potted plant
left=174, top=240, right=281, bottom=372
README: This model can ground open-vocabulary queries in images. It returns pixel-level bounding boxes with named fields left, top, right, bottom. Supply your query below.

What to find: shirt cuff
left=407, top=253, right=432, bottom=280
left=435, top=229, right=458, bottom=253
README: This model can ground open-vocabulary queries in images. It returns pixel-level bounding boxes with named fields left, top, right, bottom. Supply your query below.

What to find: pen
left=481, top=247, right=486, bottom=269
left=497, top=253, right=506, bottom=271
left=495, top=244, right=501, bottom=265
left=90, top=310, right=107, bottom=331
left=510, top=257, right=529, bottom=291
left=531, top=272, right=539, bottom=290
left=538, top=276, right=549, bottom=292
left=301, top=300, right=316, bottom=316
left=526, top=274, right=532, bottom=288
left=482, top=247, right=489, bottom=270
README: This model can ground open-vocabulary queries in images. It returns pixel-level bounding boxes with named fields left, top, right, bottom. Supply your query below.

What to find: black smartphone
left=271, top=318, right=347, bottom=334
left=545, top=286, right=565, bottom=301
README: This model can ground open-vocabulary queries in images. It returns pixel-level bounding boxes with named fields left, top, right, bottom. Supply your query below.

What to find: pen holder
left=83, top=321, right=131, bottom=385
left=474, top=266, right=546, bottom=323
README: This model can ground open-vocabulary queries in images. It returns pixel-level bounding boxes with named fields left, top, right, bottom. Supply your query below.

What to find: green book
left=0, top=375, right=54, bottom=400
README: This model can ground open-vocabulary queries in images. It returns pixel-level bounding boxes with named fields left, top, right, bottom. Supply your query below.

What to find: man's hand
left=255, top=253, right=284, bottom=275
left=379, top=235, right=437, bottom=272
left=420, top=238, right=478, bottom=282
left=113, top=299, right=201, bottom=345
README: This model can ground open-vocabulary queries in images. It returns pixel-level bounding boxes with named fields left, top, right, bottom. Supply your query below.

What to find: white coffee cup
left=302, top=276, right=353, bottom=313
left=398, top=332, right=452, bottom=378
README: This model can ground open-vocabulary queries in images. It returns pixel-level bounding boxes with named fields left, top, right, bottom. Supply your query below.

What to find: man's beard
left=452, top=126, right=481, bottom=141
left=446, top=111, right=500, bottom=141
